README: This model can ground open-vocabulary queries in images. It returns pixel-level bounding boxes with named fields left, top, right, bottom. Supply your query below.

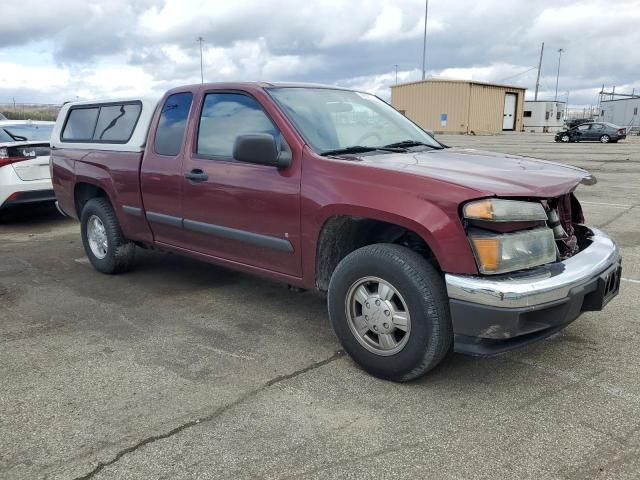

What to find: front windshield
left=268, top=87, right=441, bottom=154
left=2, top=124, right=53, bottom=141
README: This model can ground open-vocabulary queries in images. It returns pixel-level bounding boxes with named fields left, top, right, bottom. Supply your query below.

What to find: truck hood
left=358, top=147, right=592, bottom=198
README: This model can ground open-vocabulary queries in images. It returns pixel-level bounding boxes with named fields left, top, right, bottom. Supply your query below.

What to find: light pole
left=421, top=0, right=428, bottom=80
left=554, top=48, right=564, bottom=101
left=394, top=64, right=398, bottom=85
left=534, top=42, right=544, bottom=101
left=198, top=37, right=204, bottom=84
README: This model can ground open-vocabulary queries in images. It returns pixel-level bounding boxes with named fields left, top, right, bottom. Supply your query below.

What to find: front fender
left=312, top=201, right=477, bottom=276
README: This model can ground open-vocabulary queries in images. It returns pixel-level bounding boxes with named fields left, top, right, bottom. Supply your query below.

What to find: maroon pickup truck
left=50, top=83, right=621, bottom=381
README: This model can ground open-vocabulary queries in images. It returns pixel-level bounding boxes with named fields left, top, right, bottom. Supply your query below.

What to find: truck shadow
left=67, top=242, right=576, bottom=386
left=0, top=202, right=65, bottom=226
left=114, top=250, right=532, bottom=381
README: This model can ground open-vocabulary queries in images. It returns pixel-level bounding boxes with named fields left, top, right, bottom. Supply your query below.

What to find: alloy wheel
left=87, top=215, right=108, bottom=259
left=345, top=276, right=411, bottom=356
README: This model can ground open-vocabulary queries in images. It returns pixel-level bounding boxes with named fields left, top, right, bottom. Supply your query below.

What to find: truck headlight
left=469, top=228, right=556, bottom=274
left=463, top=199, right=548, bottom=222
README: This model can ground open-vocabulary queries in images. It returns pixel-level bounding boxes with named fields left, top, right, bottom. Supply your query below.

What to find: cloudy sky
left=1, top=0, right=638, bottom=107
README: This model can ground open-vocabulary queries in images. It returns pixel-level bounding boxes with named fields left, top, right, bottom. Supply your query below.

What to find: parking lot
left=1, top=133, right=639, bottom=480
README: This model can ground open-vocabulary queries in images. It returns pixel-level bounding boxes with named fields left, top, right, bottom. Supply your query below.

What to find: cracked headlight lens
left=469, top=228, right=556, bottom=274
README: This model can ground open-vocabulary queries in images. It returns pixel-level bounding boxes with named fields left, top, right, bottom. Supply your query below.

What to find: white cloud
left=0, top=63, right=70, bottom=91
left=0, top=0, right=638, bottom=107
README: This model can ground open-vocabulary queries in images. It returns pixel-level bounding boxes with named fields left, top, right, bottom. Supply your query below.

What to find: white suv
left=0, top=121, right=55, bottom=211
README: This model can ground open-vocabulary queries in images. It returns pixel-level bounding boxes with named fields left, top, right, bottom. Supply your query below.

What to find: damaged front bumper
left=445, top=227, right=621, bottom=355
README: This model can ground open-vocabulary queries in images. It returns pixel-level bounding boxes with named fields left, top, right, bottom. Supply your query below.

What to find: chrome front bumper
left=445, top=227, right=620, bottom=309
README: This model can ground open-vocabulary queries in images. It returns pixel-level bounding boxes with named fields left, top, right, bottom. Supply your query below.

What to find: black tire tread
left=81, top=198, right=135, bottom=274
left=328, top=243, right=452, bottom=382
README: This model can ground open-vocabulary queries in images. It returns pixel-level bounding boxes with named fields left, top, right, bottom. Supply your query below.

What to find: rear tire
left=328, top=244, right=452, bottom=382
left=81, top=198, right=135, bottom=274
left=600, top=134, right=610, bottom=143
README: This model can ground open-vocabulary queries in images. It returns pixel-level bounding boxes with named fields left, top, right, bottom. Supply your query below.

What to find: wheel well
left=315, top=216, right=438, bottom=292
left=74, top=183, right=109, bottom=217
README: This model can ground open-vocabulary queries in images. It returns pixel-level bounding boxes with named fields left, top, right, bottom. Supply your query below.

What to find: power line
left=496, top=66, right=537, bottom=83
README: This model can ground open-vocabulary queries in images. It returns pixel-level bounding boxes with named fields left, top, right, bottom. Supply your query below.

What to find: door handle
left=184, top=169, right=208, bottom=182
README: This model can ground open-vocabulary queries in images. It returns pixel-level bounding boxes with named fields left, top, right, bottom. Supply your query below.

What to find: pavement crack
left=72, top=350, right=344, bottom=480
left=598, top=205, right=635, bottom=228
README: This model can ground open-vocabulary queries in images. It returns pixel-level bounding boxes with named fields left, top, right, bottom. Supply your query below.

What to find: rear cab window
left=155, top=92, right=193, bottom=156
left=94, top=105, right=142, bottom=141
left=61, top=102, right=142, bottom=143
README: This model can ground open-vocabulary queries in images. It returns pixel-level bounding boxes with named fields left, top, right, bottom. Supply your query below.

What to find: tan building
left=391, top=79, right=526, bottom=134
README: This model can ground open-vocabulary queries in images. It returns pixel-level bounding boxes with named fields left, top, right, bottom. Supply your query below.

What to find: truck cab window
left=197, top=93, right=278, bottom=158
left=155, top=92, right=193, bottom=156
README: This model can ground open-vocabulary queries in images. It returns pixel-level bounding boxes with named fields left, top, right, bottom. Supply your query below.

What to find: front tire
left=81, top=198, right=135, bottom=274
left=560, top=134, right=570, bottom=143
left=328, top=244, right=452, bottom=382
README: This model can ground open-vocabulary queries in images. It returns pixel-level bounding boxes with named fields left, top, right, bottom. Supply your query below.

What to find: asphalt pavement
left=1, top=133, right=639, bottom=479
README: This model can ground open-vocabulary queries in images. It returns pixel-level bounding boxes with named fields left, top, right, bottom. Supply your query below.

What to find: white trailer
left=523, top=101, right=566, bottom=133
left=600, top=98, right=640, bottom=133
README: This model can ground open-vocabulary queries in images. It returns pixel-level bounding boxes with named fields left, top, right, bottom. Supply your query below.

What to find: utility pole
left=197, top=37, right=204, bottom=84
left=394, top=64, right=398, bottom=85
left=534, top=42, right=544, bottom=101
left=421, top=0, right=428, bottom=80
left=597, top=83, right=604, bottom=117
left=554, top=48, right=563, bottom=101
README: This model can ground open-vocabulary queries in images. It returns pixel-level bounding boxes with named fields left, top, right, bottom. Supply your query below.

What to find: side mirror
left=232, top=134, right=292, bottom=169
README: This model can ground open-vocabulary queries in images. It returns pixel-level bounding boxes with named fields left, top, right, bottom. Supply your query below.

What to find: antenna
left=197, top=37, right=204, bottom=84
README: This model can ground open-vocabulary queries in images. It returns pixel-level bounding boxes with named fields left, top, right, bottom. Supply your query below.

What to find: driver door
left=575, top=123, right=591, bottom=140
left=589, top=123, right=605, bottom=140
left=179, top=91, right=302, bottom=277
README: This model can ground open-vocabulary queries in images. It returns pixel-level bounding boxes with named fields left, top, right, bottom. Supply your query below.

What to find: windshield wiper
left=319, top=145, right=406, bottom=156
left=383, top=140, right=442, bottom=149
left=2, top=128, right=27, bottom=142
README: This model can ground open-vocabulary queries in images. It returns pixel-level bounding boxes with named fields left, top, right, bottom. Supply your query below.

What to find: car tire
left=327, top=243, right=452, bottom=382
left=600, top=134, right=610, bottom=143
left=81, top=198, right=136, bottom=274
left=561, top=134, right=570, bottom=143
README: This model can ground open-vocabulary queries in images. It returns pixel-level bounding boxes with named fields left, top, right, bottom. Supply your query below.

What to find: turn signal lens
left=470, top=238, right=499, bottom=271
left=464, top=200, right=493, bottom=220
left=463, top=199, right=548, bottom=222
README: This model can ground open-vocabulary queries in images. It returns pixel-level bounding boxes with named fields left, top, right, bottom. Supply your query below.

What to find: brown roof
left=391, top=78, right=527, bottom=91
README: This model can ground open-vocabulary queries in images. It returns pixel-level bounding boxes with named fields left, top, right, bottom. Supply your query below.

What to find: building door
left=503, top=93, right=517, bottom=130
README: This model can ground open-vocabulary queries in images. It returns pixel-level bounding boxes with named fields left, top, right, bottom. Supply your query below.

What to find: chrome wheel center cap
left=362, top=296, right=394, bottom=334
